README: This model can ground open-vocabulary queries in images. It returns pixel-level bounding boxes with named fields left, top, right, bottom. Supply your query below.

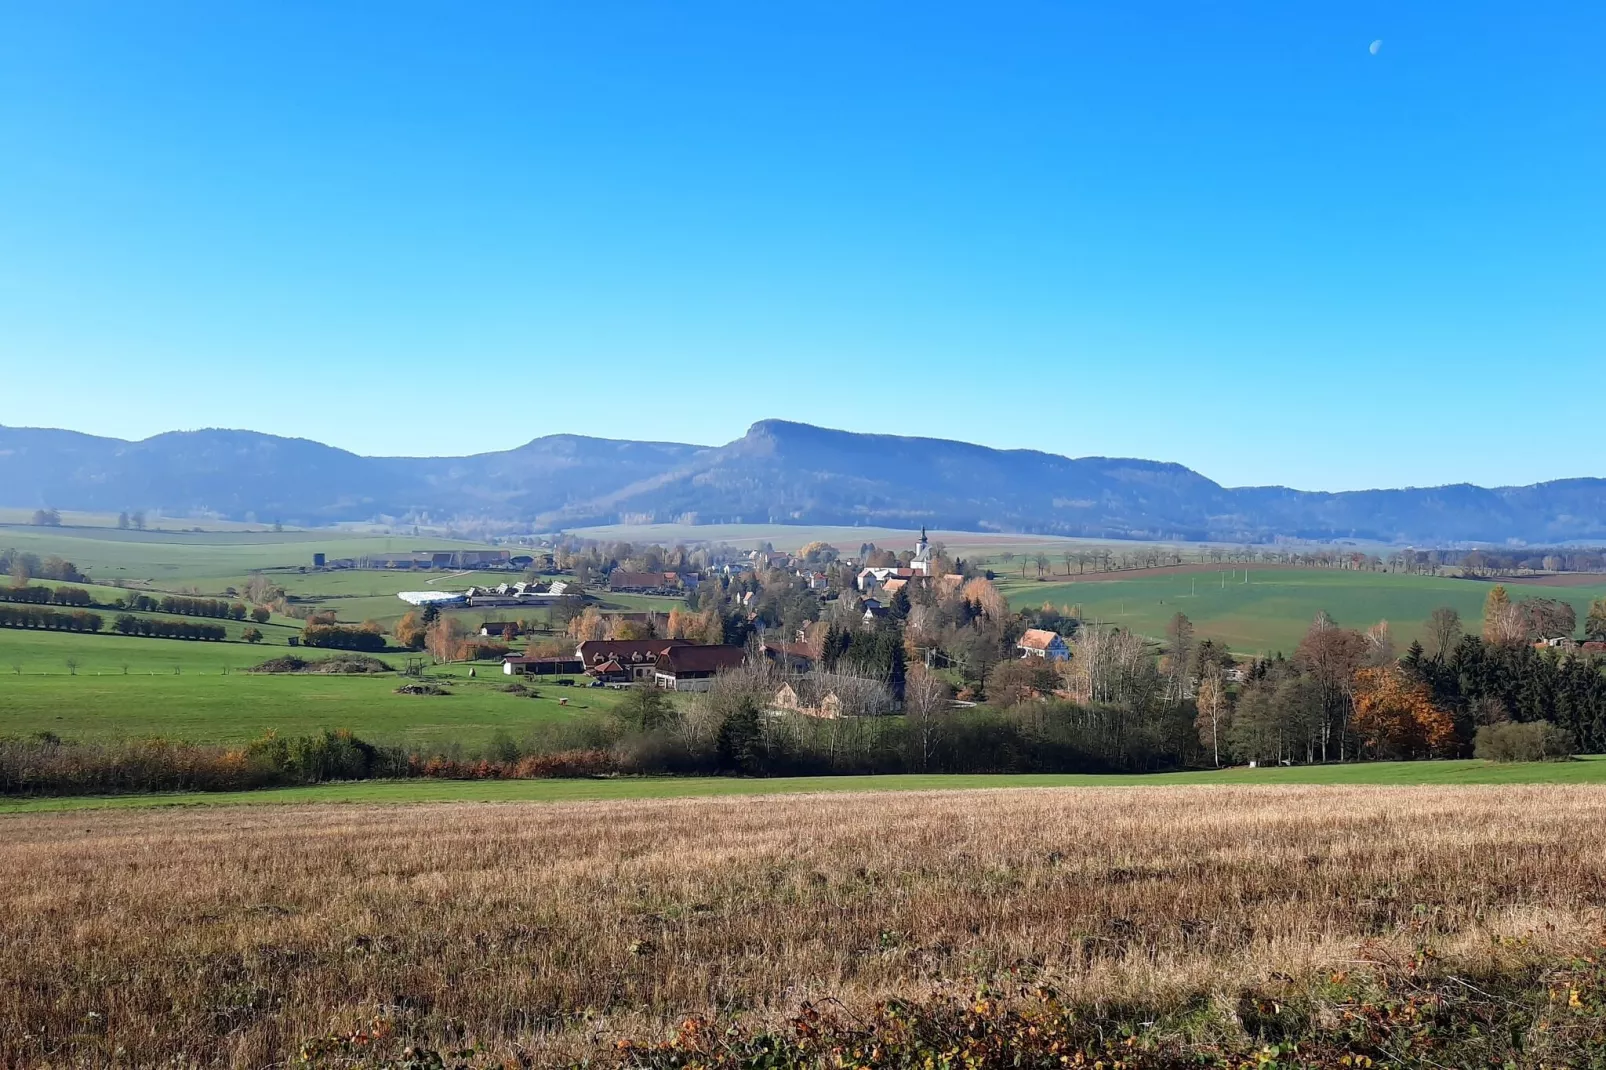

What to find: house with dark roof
left=760, top=639, right=816, bottom=673
left=652, top=645, right=746, bottom=691
left=575, top=638, right=692, bottom=683
left=607, top=571, right=684, bottom=594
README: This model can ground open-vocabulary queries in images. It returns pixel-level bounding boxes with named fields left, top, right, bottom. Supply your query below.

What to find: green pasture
left=5, top=755, right=1603, bottom=814
left=0, top=654, right=623, bottom=750
left=1002, top=567, right=1606, bottom=655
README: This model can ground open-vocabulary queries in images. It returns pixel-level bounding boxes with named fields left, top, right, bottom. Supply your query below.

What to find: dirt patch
left=393, top=682, right=450, bottom=696
left=1484, top=573, right=1606, bottom=588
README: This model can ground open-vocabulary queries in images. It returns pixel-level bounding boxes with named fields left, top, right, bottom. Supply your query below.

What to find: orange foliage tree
left=1351, top=666, right=1457, bottom=760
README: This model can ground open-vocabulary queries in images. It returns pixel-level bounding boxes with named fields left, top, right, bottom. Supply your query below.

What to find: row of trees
left=0, top=606, right=104, bottom=632
left=0, top=585, right=93, bottom=606
left=112, top=615, right=227, bottom=641
left=119, top=594, right=263, bottom=621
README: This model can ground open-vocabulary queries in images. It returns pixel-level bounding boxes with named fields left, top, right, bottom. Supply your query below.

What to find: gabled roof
left=655, top=645, right=746, bottom=675
left=575, top=638, right=690, bottom=662
left=1018, top=628, right=1065, bottom=651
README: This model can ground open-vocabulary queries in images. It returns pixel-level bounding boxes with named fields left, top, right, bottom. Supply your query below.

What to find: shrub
left=301, top=624, right=388, bottom=652
left=1474, top=720, right=1575, bottom=762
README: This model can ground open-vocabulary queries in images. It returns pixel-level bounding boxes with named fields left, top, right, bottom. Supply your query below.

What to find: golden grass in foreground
left=3, top=786, right=1605, bottom=1066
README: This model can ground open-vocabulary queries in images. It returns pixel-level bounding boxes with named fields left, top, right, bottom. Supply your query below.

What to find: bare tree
left=903, top=665, right=951, bottom=771
left=1425, top=607, right=1462, bottom=660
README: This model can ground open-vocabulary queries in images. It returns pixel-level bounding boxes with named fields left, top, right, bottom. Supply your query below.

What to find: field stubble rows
left=3, top=785, right=1605, bottom=1066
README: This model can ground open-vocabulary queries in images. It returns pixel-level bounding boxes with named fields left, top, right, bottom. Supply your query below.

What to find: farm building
left=576, top=638, right=693, bottom=683
left=397, top=590, right=468, bottom=607
left=502, top=655, right=584, bottom=676
left=652, top=644, right=746, bottom=692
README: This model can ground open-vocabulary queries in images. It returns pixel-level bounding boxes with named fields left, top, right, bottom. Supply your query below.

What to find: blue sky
left=1, top=2, right=1601, bottom=491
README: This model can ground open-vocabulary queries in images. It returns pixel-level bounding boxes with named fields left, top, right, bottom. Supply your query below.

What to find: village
left=467, top=529, right=1077, bottom=717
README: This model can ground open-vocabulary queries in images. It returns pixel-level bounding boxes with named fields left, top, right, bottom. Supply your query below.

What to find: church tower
left=911, top=526, right=933, bottom=576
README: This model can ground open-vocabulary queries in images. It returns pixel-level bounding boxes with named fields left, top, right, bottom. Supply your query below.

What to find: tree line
left=112, top=615, right=228, bottom=641
left=0, top=606, right=104, bottom=633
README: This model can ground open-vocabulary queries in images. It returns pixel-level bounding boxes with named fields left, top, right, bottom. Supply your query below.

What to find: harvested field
left=1488, top=572, right=1606, bottom=588
left=4, top=786, right=1606, bottom=1066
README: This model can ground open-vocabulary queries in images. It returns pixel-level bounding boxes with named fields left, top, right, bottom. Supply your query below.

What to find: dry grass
left=4, top=785, right=1606, bottom=1066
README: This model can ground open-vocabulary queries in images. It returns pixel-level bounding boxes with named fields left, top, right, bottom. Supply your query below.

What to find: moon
left=1369, top=39, right=1382, bottom=55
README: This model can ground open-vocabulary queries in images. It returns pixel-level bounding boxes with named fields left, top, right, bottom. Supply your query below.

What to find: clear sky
left=1, top=2, right=1601, bottom=491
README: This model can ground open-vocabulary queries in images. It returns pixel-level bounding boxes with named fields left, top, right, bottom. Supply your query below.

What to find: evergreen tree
left=715, top=698, right=765, bottom=775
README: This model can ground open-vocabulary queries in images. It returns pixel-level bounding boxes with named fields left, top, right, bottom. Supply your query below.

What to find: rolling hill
left=1, top=419, right=1601, bottom=544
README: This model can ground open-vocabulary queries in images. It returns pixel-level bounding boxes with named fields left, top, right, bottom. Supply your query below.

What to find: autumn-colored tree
left=566, top=606, right=606, bottom=642
left=959, top=578, right=1008, bottom=621
left=425, top=616, right=464, bottom=662
left=1351, top=665, right=1457, bottom=760
left=1482, top=585, right=1525, bottom=645
left=393, top=611, right=427, bottom=650
left=1588, top=598, right=1606, bottom=643
left=609, top=619, right=655, bottom=641
left=664, top=608, right=689, bottom=639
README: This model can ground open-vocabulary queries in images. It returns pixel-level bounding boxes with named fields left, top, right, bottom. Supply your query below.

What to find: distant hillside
left=1, top=420, right=1602, bottom=544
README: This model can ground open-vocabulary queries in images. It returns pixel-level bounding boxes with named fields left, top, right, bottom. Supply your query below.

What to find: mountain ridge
left=1, top=420, right=1601, bottom=545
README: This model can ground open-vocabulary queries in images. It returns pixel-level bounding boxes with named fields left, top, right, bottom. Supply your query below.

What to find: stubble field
left=4, top=784, right=1605, bottom=1067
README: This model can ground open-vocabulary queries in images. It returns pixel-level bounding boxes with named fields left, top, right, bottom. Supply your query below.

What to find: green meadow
left=0, top=646, right=623, bottom=750
left=4, top=755, right=1603, bottom=814
left=1001, top=566, right=1606, bottom=655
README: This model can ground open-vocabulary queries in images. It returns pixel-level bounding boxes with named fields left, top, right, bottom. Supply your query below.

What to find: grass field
left=4, top=755, right=1602, bottom=813
left=0, top=651, right=622, bottom=750
left=5, top=784, right=1603, bottom=1065
left=1000, top=565, right=1606, bottom=654
left=0, top=525, right=502, bottom=583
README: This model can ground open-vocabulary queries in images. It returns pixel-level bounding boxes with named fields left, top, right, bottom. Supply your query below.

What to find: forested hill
left=2, top=419, right=1602, bottom=544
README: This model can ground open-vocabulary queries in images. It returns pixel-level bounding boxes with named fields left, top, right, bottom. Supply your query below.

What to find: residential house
left=771, top=681, right=842, bottom=719
left=1017, top=628, right=1071, bottom=661
left=652, top=645, right=746, bottom=691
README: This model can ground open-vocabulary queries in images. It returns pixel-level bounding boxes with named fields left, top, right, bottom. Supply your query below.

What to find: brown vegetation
left=3, top=786, right=1606, bottom=1066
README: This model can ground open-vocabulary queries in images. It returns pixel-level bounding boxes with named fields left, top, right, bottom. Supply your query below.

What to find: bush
left=301, top=624, right=388, bottom=652
left=250, top=654, right=390, bottom=674
left=1474, top=721, right=1576, bottom=762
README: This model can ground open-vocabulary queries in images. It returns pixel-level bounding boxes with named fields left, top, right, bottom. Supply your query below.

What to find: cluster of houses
left=607, top=571, right=698, bottom=595
left=855, top=529, right=965, bottom=621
